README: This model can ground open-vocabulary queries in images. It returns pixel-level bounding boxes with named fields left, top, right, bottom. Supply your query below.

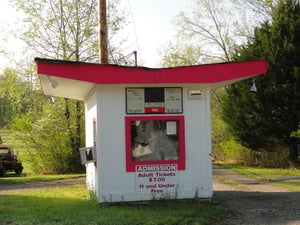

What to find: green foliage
left=10, top=98, right=84, bottom=174
left=222, top=140, right=290, bottom=167
left=222, top=0, right=300, bottom=164
left=211, top=89, right=230, bottom=161
left=13, top=0, right=99, bottom=61
left=291, top=130, right=300, bottom=138
left=222, top=140, right=249, bottom=163
left=0, top=68, right=32, bottom=127
left=12, top=0, right=129, bottom=64
left=0, top=68, right=84, bottom=174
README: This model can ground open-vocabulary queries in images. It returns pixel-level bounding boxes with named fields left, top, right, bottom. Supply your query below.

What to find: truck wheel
left=15, top=167, right=22, bottom=175
left=0, top=166, right=6, bottom=177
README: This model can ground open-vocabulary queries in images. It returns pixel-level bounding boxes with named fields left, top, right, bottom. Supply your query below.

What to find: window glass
left=130, top=120, right=179, bottom=161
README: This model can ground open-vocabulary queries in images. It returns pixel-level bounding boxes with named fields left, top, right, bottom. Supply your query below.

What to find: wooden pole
left=133, top=51, right=137, bottom=67
left=99, top=0, right=108, bottom=64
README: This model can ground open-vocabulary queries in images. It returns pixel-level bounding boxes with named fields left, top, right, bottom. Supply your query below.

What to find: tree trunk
left=71, top=100, right=83, bottom=173
left=289, top=139, right=299, bottom=166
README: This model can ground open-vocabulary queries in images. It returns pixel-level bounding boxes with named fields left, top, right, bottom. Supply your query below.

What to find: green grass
left=0, top=177, right=224, bottom=225
left=221, top=163, right=300, bottom=191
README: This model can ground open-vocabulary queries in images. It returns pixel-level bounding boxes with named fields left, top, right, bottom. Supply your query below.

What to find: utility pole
left=99, top=0, right=108, bottom=64
left=133, top=51, right=137, bottom=67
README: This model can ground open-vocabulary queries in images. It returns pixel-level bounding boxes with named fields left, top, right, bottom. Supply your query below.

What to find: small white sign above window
left=188, top=90, right=203, bottom=100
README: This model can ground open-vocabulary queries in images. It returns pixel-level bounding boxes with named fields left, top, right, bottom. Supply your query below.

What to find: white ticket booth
left=35, top=58, right=267, bottom=203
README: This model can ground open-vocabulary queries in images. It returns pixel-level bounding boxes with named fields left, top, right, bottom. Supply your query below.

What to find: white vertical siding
left=85, top=85, right=213, bottom=203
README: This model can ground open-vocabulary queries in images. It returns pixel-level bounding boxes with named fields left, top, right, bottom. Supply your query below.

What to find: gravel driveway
left=212, top=165, right=300, bottom=225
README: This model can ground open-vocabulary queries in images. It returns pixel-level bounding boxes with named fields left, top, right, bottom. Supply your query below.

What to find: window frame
left=125, top=115, right=185, bottom=172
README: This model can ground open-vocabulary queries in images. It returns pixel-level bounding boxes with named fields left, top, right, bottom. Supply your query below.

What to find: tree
left=222, top=0, right=300, bottom=165
left=161, top=0, right=278, bottom=66
left=232, top=0, right=278, bottom=19
left=160, top=41, right=203, bottom=67
left=11, top=0, right=97, bottom=173
left=13, top=0, right=128, bottom=63
left=161, top=0, right=243, bottom=65
left=10, top=0, right=129, bottom=173
left=0, top=68, right=33, bottom=127
left=11, top=98, right=76, bottom=174
left=13, top=0, right=96, bottom=61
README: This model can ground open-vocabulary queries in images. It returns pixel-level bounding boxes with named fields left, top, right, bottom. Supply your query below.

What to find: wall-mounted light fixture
left=250, top=79, right=257, bottom=92
left=48, top=76, right=58, bottom=89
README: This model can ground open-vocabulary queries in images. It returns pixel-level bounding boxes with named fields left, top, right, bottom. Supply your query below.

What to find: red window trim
left=125, top=115, right=186, bottom=172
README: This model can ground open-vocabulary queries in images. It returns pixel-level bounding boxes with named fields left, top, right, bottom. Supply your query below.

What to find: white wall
left=85, top=89, right=98, bottom=192
left=95, top=86, right=128, bottom=202
left=180, top=87, right=212, bottom=198
left=85, top=85, right=212, bottom=203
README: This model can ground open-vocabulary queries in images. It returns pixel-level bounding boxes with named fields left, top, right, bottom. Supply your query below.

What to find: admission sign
left=135, top=164, right=178, bottom=194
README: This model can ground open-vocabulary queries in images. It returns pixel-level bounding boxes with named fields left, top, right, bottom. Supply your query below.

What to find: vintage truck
left=0, top=146, right=23, bottom=177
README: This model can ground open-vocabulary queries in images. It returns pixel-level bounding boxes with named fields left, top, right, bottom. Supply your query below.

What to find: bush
left=221, top=140, right=290, bottom=167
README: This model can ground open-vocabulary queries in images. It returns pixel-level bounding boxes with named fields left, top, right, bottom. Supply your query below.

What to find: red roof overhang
left=35, top=58, right=267, bottom=100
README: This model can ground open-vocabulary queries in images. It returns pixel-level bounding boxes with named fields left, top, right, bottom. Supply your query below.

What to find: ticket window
left=78, top=118, right=97, bottom=165
left=125, top=116, right=185, bottom=172
left=79, top=146, right=96, bottom=165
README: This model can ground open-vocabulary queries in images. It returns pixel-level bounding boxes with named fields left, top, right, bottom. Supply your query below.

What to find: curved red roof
left=35, top=58, right=267, bottom=100
left=35, top=58, right=267, bottom=84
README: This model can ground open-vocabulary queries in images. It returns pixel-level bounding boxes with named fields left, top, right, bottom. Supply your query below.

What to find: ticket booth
left=35, top=58, right=267, bottom=203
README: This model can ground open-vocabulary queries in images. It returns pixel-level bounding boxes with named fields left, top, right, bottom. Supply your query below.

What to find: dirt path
left=0, top=177, right=86, bottom=194
left=212, top=165, right=300, bottom=225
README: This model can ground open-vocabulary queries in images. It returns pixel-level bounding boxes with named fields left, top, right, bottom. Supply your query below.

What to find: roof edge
left=34, top=57, right=267, bottom=71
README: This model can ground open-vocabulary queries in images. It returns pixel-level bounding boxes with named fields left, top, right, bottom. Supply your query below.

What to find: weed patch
left=0, top=183, right=224, bottom=225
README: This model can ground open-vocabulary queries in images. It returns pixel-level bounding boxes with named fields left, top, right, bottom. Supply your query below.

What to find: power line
left=127, top=0, right=142, bottom=66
